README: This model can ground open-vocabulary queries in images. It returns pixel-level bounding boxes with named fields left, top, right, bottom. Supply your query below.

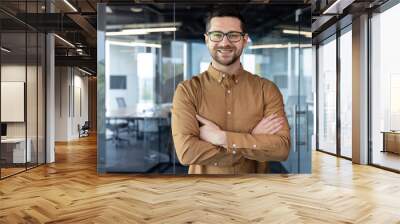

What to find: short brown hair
left=205, top=6, right=247, bottom=33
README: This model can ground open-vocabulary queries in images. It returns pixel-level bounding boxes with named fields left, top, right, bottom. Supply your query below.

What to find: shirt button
left=227, top=90, right=231, bottom=94
left=232, top=150, right=236, bottom=154
left=253, top=144, right=257, bottom=148
left=232, top=144, right=237, bottom=148
left=214, top=162, right=218, bottom=166
left=227, top=111, right=231, bottom=115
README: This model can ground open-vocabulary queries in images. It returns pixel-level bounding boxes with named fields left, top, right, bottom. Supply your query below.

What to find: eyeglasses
left=206, top=31, right=246, bottom=42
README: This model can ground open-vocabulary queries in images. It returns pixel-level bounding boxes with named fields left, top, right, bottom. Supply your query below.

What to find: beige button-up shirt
left=172, top=64, right=290, bottom=174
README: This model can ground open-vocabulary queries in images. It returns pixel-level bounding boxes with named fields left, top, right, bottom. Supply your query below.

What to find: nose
left=220, top=35, right=232, bottom=46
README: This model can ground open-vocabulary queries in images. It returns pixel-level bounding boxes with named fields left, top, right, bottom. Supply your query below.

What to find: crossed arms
left=171, top=82, right=290, bottom=166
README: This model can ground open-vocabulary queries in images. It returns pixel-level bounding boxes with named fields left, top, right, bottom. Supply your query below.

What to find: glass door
left=279, top=8, right=313, bottom=173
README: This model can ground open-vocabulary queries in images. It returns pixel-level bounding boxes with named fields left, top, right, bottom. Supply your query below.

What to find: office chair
left=78, top=121, right=90, bottom=138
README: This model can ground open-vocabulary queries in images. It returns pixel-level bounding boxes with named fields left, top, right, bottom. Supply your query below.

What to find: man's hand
left=196, top=114, right=227, bottom=146
left=252, top=114, right=284, bottom=135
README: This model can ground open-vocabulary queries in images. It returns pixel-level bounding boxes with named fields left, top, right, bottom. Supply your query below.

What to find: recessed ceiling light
left=282, top=29, right=312, bottom=38
left=78, top=67, right=93, bottom=76
left=63, top=0, right=78, bottom=12
left=130, top=7, right=143, bottom=13
left=1, top=47, right=11, bottom=53
left=106, top=7, right=113, bottom=13
left=54, top=34, right=75, bottom=48
left=106, top=27, right=177, bottom=36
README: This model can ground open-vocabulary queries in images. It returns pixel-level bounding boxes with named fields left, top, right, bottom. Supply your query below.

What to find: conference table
left=106, top=105, right=170, bottom=139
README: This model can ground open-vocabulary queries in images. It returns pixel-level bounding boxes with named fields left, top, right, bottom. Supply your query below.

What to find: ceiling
left=0, top=0, right=313, bottom=75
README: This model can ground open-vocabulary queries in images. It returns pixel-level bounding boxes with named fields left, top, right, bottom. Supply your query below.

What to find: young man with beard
left=171, top=7, right=290, bottom=174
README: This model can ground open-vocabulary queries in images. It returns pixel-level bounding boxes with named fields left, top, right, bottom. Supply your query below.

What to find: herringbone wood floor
left=1, top=135, right=400, bottom=224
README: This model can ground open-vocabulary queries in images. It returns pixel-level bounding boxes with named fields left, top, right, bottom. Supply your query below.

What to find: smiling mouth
left=217, top=49, right=233, bottom=54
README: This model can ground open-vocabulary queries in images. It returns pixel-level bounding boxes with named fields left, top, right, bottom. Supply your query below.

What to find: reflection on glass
left=318, top=37, right=337, bottom=154
left=1, top=32, right=28, bottom=177
left=340, top=29, right=352, bottom=158
left=0, top=1, right=46, bottom=178
left=371, top=4, right=400, bottom=171
left=99, top=3, right=312, bottom=174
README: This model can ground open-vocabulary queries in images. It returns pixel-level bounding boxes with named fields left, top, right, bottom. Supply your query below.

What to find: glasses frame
left=206, top=31, right=246, bottom=42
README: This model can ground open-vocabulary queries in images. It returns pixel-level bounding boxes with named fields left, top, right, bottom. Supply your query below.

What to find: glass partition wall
left=339, top=26, right=352, bottom=159
left=316, top=25, right=352, bottom=159
left=317, top=35, right=337, bottom=155
left=98, top=3, right=313, bottom=174
left=0, top=1, right=46, bottom=179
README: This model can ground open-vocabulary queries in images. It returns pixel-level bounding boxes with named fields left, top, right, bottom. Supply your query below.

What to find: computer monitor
left=1, top=123, right=7, bottom=137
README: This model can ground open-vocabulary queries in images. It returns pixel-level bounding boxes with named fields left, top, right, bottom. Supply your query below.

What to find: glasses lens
left=227, top=32, right=242, bottom=42
left=209, top=32, right=224, bottom=41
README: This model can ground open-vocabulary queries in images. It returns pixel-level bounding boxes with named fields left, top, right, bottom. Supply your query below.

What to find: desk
left=381, top=131, right=400, bottom=154
left=1, top=138, right=31, bottom=163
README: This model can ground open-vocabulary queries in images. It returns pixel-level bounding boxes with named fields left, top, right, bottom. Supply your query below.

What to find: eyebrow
left=207, top=30, right=243, bottom=33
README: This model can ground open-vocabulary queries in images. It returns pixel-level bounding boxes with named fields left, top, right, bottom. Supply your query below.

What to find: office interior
left=0, top=0, right=399, bottom=178
left=0, top=0, right=399, bottom=222
left=314, top=0, right=400, bottom=172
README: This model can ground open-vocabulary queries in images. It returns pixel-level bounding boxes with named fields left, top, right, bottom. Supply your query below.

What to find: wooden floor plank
left=0, top=135, right=400, bottom=223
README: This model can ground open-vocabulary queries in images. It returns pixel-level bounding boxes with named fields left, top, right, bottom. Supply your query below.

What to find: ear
left=243, top=34, right=249, bottom=47
left=204, top=33, right=208, bottom=44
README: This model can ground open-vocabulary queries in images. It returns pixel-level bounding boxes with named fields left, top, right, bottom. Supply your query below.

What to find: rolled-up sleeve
left=172, top=83, right=241, bottom=166
left=225, top=81, right=290, bottom=162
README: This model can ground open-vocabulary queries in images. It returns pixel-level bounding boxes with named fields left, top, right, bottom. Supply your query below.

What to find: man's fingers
left=260, top=114, right=281, bottom=126
left=269, top=124, right=283, bottom=134
left=261, top=113, right=277, bottom=124
left=264, top=118, right=285, bottom=133
left=261, top=117, right=283, bottom=129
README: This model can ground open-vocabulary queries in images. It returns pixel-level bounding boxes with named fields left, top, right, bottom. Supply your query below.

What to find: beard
left=210, top=46, right=243, bottom=66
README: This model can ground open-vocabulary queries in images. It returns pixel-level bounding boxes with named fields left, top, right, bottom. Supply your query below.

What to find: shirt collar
left=207, top=63, right=245, bottom=83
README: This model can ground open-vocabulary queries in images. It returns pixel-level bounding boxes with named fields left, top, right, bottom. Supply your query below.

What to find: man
left=171, top=7, right=290, bottom=174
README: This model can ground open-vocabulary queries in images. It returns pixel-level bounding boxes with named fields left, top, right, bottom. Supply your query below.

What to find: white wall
left=54, top=66, right=89, bottom=141
left=106, top=43, right=139, bottom=111
left=1, top=65, right=32, bottom=137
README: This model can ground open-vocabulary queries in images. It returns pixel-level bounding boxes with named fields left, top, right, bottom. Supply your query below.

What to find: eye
left=212, top=32, right=223, bottom=38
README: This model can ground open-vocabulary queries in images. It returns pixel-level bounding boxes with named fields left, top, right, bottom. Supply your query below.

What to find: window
left=339, top=27, right=352, bottom=158
left=371, top=3, right=400, bottom=171
left=317, top=36, right=337, bottom=155
left=110, top=75, right=127, bottom=89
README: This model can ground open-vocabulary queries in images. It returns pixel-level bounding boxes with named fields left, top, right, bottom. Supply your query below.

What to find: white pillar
left=46, top=0, right=56, bottom=163
left=46, top=32, right=55, bottom=163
